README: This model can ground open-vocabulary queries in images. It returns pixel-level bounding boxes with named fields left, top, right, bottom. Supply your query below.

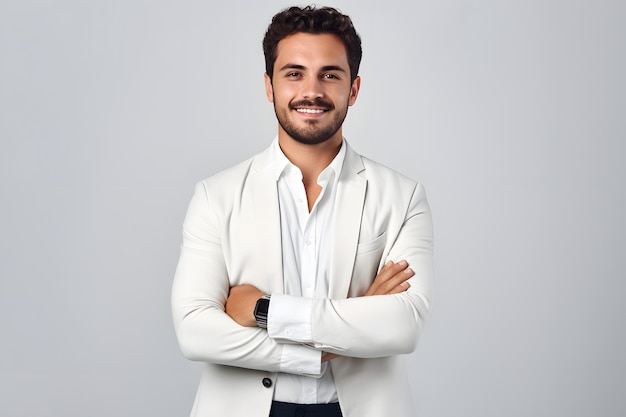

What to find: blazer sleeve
left=271, top=182, right=435, bottom=358
left=171, top=181, right=321, bottom=376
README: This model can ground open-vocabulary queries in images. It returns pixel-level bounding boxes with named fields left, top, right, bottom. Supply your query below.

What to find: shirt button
left=306, top=240, right=311, bottom=245
left=262, top=377, right=272, bottom=388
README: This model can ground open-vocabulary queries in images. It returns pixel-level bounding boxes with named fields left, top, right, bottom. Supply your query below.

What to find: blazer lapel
left=329, top=142, right=366, bottom=298
left=247, top=147, right=284, bottom=293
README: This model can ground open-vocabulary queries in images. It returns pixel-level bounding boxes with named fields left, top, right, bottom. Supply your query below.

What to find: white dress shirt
left=267, top=137, right=346, bottom=404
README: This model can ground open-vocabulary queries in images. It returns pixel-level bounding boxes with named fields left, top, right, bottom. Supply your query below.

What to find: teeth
left=296, top=108, right=325, bottom=114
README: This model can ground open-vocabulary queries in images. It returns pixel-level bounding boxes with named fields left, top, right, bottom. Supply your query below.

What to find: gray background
left=1, top=0, right=624, bottom=416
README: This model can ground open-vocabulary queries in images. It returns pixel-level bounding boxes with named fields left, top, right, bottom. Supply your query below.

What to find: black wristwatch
left=253, top=294, right=271, bottom=328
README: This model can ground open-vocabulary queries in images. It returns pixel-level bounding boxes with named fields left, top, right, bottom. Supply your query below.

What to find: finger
left=385, top=280, right=411, bottom=295
left=322, top=352, right=342, bottom=362
left=373, top=267, right=414, bottom=295
left=382, top=260, right=408, bottom=276
left=375, top=261, right=408, bottom=285
left=364, top=261, right=409, bottom=296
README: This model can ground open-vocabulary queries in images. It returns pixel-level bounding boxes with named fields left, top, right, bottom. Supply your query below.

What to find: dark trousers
left=269, top=401, right=343, bottom=417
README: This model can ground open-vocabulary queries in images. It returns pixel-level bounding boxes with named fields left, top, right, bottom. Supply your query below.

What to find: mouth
left=295, top=108, right=327, bottom=115
left=290, top=99, right=333, bottom=117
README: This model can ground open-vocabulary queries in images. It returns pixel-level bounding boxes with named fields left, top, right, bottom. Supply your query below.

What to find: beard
left=273, top=97, right=349, bottom=145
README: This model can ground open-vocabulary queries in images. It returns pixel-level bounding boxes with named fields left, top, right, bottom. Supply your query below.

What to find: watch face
left=254, top=297, right=270, bottom=328
left=256, top=298, right=269, bottom=316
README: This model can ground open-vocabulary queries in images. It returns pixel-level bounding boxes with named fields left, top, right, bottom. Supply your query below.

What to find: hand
left=322, top=352, right=342, bottom=362
left=225, top=284, right=265, bottom=327
left=363, top=260, right=414, bottom=296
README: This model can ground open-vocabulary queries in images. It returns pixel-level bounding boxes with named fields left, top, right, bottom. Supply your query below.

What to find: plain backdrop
left=1, top=1, right=624, bottom=416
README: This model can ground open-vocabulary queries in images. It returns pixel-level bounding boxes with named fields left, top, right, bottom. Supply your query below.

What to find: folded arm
left=225, top=183, right=434, bottom=359
left=173, top=180, right=433, bottom=370
left=225, top=260, right=415, bottom=362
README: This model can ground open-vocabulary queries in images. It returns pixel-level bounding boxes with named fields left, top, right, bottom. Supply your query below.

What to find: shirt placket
left=294, top=179, right=319, bottom=403
left=301, top=208, right=317, bottom=403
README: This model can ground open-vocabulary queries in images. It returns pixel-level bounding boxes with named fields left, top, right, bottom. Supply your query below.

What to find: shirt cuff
left=279, top=343, right=322, bottom=377
left=267, top=293, right=313, bottom=343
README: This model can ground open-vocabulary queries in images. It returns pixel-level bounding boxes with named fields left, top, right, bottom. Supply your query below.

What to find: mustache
left=289, top=98, right=334, bottom=111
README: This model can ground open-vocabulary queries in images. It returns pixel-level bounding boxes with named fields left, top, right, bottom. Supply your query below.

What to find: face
left=265, top=32, right=360, bottom=146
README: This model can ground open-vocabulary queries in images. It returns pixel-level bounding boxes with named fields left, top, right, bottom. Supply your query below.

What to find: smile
left=295, top=108, right=327, bottom=114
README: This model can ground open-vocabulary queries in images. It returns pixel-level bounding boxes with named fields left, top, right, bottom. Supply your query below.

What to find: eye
left=323, top=73, right=339, bottom=80
left=286, top=72, right=301, bottom=78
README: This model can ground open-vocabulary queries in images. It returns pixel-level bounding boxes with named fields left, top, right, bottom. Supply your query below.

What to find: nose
left=301, top=76, right=324, bottom=100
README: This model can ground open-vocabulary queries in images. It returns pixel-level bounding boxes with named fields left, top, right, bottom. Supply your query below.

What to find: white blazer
left=172, top=141, right=434, bottom=417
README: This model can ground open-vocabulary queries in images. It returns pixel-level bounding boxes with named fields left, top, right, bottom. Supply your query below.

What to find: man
left=172, top=6, right=434, bottom=417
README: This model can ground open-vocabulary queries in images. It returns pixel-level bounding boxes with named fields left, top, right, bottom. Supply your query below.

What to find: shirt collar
left=272, top=137, right=346, bottom=185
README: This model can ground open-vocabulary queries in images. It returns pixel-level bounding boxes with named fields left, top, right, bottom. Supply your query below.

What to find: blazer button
left=262, top=377, right=272, bottom=388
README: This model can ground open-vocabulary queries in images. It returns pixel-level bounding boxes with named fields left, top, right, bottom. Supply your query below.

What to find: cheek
left=339, top=91, right=354, bottom=107
left=273, top=89, right=295, bottom=107
left=331, top=85, right=354, bottom=104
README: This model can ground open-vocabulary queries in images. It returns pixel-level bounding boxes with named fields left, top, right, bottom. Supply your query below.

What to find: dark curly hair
left=262, top=6, right=362, bottom=82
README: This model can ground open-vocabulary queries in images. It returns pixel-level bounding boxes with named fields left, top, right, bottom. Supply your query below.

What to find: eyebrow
left=321, top=65, right=347, bottom=73
left=279, top=63, right=347, bottom=73
left=279, top=64, right=306, bottom=72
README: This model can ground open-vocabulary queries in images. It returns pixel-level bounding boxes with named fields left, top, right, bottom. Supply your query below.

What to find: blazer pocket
left=355, top=231, right=387, bottom=256
left=350, top=232, right=388, bottom=296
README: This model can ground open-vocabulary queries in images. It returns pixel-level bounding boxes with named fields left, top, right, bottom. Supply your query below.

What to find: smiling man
left=172, top=6, right=434, bottom=417
left=268, top=32, right=357, bottom=148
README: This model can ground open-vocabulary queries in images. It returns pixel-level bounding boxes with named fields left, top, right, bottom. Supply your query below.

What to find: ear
left=264, top=73, right=274, bottom=103
left=348, top=75, right=361, bottom=106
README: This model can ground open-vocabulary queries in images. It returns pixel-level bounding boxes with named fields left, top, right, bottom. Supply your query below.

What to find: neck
left=277, top=131, right=343, bottom=184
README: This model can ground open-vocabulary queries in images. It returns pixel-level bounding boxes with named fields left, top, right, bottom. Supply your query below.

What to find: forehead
left=275, top=32, right=349, bottom=69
